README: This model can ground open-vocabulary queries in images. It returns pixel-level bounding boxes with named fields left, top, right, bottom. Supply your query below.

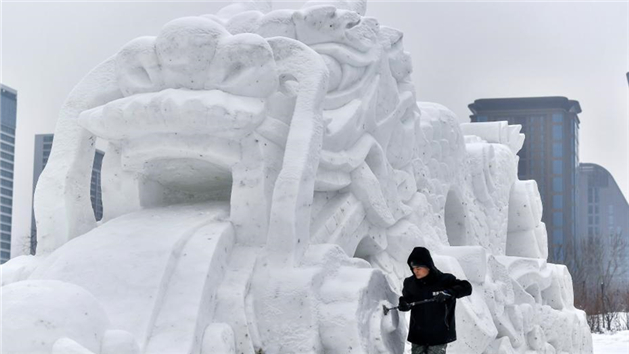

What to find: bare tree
left=566, top=231, right=628, bottom=332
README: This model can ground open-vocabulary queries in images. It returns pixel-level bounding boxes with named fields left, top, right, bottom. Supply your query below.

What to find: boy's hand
left=398, top=299, right=411, bottom=311
left=433, top=291, right=452, bottom=303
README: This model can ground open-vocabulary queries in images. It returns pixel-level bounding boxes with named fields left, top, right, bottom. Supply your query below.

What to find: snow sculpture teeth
left=3, top=1, right=592, bottom=354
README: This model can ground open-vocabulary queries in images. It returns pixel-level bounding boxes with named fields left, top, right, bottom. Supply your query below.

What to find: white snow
left=1, top=1, right=594, bottom=353
left=592, top=331, right=629, bottom=354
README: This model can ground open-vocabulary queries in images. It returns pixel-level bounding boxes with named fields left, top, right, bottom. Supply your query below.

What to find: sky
left=1, top=0, right=628, bottom=256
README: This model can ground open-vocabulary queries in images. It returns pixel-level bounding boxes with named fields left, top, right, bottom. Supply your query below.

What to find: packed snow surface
left=2, top=1, right=593, bottom=353
left=592, top=331, right=629, bottom=354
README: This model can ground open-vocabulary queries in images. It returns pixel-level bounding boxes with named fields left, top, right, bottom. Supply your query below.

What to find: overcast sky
left=1, top=0, right=628, bottom=256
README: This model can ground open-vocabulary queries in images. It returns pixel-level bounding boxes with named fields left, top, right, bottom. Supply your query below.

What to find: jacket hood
left=407, top=247, right=436, bottom=271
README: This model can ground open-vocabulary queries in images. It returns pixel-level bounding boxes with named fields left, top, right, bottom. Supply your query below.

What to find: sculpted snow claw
left=2, top=1, right=591, bottom=353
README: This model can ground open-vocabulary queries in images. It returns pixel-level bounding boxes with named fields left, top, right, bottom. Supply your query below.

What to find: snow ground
left=592, top=331, right=629, bottom=354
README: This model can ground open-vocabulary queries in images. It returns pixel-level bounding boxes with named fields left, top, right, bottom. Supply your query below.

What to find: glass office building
left=0, top=85, right=17, bottom=264
left=469, top=97, right=581, bottom=263
left=576, top=163, right=629, bottom=285
left=31, top=134, right=104, bottom=254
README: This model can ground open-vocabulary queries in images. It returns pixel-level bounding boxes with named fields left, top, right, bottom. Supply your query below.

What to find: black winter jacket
left=399, top=247, right=472, bottom=346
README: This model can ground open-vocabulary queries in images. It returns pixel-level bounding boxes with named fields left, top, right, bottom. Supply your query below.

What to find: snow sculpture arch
left=2, top=1, right=592, bottom=353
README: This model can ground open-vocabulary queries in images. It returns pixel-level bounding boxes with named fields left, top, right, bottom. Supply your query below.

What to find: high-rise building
left=469, top=97, right=581, bottom=263
left=576, top=163, right=629, bottom=284
left=0, top=84, right=17, bottom=264
left=31, top=134, right=104, bottom=254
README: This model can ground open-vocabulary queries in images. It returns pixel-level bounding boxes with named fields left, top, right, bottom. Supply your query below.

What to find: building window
left=1, top=126, right=15, bottom=135
left=553, top=195, right=563, bottom=209
left=552, top=143, right=562, bottom=158
left=552, top=125, right=563, bottom=140
left=1, top=134, right=14, bottom=143
left=552, top=160, right=563, bottom=175
left=553, top=212, right=564, bottom=226
left=0, top=233, right=8, bottom=241
left=519, top=159, right=527, bottom=172
left=552, top=178, right=563, bottom=192
left=0, top=143, right=14, bottom=153
left=552, top=113, right=563, bottom=122
left=476, top=116, right=488, bottom=122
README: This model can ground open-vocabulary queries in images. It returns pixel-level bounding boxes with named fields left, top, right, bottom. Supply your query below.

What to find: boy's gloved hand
left=398, top=298, right=411, bottom=311
left=434, top=291, right=452, bottom=303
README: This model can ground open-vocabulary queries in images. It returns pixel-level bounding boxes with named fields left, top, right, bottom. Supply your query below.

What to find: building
left=31, top=134, right=104, bottom=254
left=576, top=163, right=629, bottom=285
left=0, top=85, right=17, bottom=264
left=469, top=97, right=581, bottom=263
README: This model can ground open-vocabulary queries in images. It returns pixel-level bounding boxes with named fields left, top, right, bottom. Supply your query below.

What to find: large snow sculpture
left=1, top=1, right=592, bottom=353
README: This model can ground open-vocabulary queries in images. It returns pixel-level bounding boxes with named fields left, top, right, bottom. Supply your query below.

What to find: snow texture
left=592, top=331, right=629, bottom=354
left=1, top=1, right=592, bottom=353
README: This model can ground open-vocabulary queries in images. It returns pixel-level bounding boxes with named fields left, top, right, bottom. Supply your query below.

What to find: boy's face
left=412, top=266, right=430, bottom=279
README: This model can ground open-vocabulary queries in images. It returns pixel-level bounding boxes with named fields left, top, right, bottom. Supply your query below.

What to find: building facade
left=0, top=85, right=17, bottom=264
left=31, top=134, right=104, bottom=254
left=576, top=163, right=629, bottom=285
left=469, top=97, right=581, bottom=263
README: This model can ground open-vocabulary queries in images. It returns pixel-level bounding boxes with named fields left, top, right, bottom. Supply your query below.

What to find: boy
left=398, top=247, right=472, bottom=354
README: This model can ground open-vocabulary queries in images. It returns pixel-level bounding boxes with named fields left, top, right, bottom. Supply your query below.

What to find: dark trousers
left=411, top=343, right=447, bottom=354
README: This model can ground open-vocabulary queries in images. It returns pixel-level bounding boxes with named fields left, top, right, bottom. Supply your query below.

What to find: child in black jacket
left=398, top=247, right=472, bottom=354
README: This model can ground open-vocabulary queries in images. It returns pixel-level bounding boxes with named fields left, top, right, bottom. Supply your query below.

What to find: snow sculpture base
left=2, top=1, right=591, bottom=353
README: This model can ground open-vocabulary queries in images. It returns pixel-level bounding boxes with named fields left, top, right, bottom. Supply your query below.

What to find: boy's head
left=407, top=247, right=435, bottom=279
left=410, top=261, right=430, bottom=279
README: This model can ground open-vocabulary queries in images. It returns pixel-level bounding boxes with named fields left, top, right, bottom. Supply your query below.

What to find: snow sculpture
left=1, top=1, right=592, bottom=353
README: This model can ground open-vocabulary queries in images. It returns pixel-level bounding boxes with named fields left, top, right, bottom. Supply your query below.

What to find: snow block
left=1, top=280, right=110, bottom=354
left=52, top=338, right=97, bottom=354
left=201, top=323, right=236, bottom=354
left=483, top=336, right=516, bottom=354
left=101, top=330, right=140, bottom=354
left=438, top=246, right=487, bottom=284
left=0, top=254, right=42, bottom=286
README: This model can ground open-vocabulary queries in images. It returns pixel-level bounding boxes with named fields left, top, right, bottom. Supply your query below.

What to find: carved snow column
left=248, top=37, right=329, bottom=354
left=265, top=36, right=329, bottom=266
left=33, top=57, right=123, bottom=254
